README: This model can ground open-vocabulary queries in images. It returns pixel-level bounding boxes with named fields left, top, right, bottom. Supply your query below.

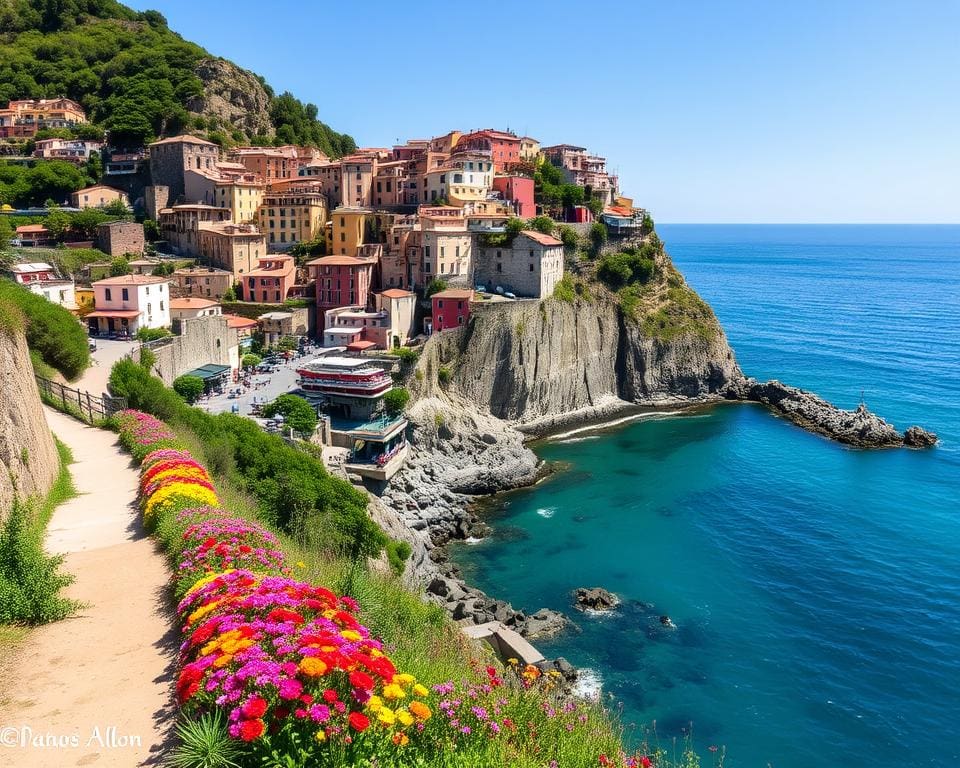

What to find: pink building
left=307, top=255, right=375, bottom=330
left=455, top=130, right=522, bottom=172
left=431, top=289, right=473, bottom=334
left=242, top=255, right=296, bottom=303
left=492, top=175, right=535, bottom=218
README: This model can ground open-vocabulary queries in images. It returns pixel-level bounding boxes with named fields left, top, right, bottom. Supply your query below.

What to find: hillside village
left=2, top=96, right=652, bottom=481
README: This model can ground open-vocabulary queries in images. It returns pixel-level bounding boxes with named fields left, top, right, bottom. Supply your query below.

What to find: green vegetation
left=172, top=374, right=205, bottom=404
left=388, top=346, right=419, bottom=366
left=437, top=365, right=451, bottom=386
left=553, top=274, right=577, bottom=303
left=108, top=358, right=384, bottom=559
left=151, top=261, right=175, bottom=276
left=109, top=254, right=130, bottom=275
left=640, top=284, right=719, bottom=341
left=589, top=221, right=608, bottom=254
left=168, top=711, right=242, bottom=768
left=425, top=278, right=448, bottom=297
left=0, top=0, right=355, bottom=152
left=534, top=161, right=589, bottom=216
left=136, top=326, right=171, bottom=342
left=0, top=439, right=80, bottom=625
left=240, top=353, right=261, bottom=369
left=262, top=393, right=318, bottom=437
left=384, top=538, right=412, bottom=576
left=557, top=224, right=579, bottom=248
left=0, top=160, right=89, bottom=207
left=382, top=386, right=410, bottom=416
left=526, top=215, right=555, bottom=235
left=597, top=243, right=656, bottom=289
left=0, top=279, right=90, bottom=380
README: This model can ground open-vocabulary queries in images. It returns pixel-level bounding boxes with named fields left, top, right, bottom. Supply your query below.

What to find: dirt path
left=0, top=408, right=177, bottom=767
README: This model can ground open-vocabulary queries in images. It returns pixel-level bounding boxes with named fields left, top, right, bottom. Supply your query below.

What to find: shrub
left=173, top=375, right=206, bottom=404
left=385, top=539, right=412, bottom=575
left=262, top=394, right=317, bottom=437
left=168, top=711, right=242, bottom=768
left=0, top=279, right=90, bottom=380
left=390, top=347, right=419, bottom=366
left=383, top=387, right=410, bottom=416
left=589, top=221, right=608, bottom=253
left=109, top=255, right=131, bottom=276
left=526, top=215, right=555, bottom=235
left=241, top=353, right=261, bottom=369
left=557, top=225, right=579, bottom=248
left=553, top=275, right=576, bottom=303
left=437, top=366, right=451, bottom=386
left=425, top=278, right=448, bottom=297
left=136, top=326, right=171, bottom=342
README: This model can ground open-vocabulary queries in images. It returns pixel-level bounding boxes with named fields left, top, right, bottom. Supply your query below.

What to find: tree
left=241, top=353, right=261, bottom=369
left=560, top=184, right=585, bottom=210
left=586, top=195, right=605, bottom=217
left=172, top=375, right=205, bottom=404
left=44, top=205, right=71, bottom=240
left=504, top=217, right=524, bottom=237
left=383, top=387, right=410, bottom=416
left=26, top=161, right=85, bottom=205
left=425, top=278, right=448, bottom=297
left=143, top=219, right=160, bottom=241
left=557, top=225, right=579, bottom=248
left=262, top=394, right=317, bottom=437
left=589, top=221, right=608, bottom=254
left=70, top=208, right=110, bottom=238
left=85, top=150, right=102, bottom=183
left=0, top=215, right=11, bottom=252
left=103, top=198, right=130, bottom=219
left=222, top=285, right=236, bottom=302
left=109, top=255, right=130, bottom=276
left=527, top=215, right=555, bottom=235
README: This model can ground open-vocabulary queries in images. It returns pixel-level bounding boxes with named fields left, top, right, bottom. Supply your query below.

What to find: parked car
left=88, top=339, right=97, bottom=351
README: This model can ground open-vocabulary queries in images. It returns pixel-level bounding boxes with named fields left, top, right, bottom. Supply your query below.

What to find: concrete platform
left=462, top=621, right=545, bottom=665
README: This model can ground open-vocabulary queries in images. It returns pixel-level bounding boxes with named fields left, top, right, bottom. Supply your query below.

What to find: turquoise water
left=451, top=225, right=960, bottom=767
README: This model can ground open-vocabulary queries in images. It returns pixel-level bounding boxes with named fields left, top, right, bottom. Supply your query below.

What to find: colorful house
left=88, top=275, right=171, bottom=336
left=243, top=255, right=297, bottom=303
left=431, top=289, right=473, bottom=333
left=71, top=185, right=129, bottom=209
left=307, top=255, right=375, bottom=329
left=492, top=175, right=535, bottom=218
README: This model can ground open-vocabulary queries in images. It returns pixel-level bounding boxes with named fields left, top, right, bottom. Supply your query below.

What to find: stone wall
left=147, top=315, right=239, bottom=385
left=144, top=185, right=170, bottom=221
left=0, top=328, right=60, bottom=519
left=95, top=221, right=146, bottom=257
left=219, top=302, right=314, bottom=337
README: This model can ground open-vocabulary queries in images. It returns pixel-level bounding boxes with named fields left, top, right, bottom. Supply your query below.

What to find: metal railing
left=35, top=376, right=127, bottom=423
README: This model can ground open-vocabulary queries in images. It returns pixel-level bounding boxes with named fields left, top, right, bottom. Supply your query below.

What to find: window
left=497, top=263, right=502, bottom=273
left=147, top=302, right=152, bottom=314
left=122, top=288, right=129, bottom=300
left=275, top=291, right=281, bottom=301
left=458, top=316, right=464, bottom=325
left=437, top=300, right=443, bottom=309
left=340, top=217, right=345, bottom=227
left=440, top=246, right=445, bottom=257
left=529, top=263, right=535, bottom=271
left=340, top=232, right=346, bottom=242
left=160, top=300, right=164, bottom=310
left=455, top=246, right=460, bottom=258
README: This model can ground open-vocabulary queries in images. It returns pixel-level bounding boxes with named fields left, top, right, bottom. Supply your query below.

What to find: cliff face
left=189, top=58, right=275, bottom=140
left=413, top=291, right=742, bottom=434
left=0, top=330, right=59, bottom=518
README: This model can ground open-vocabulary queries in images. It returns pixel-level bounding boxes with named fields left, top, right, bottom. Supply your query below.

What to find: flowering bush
left=116, top=410, right=182, bottom=461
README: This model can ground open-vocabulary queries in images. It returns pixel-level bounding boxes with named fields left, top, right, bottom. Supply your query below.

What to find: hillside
left=0, top=0, right=355, bottom=154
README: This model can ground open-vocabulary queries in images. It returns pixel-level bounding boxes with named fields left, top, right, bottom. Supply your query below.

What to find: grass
left=639, top=285, right=719, bottom=342
left=0, top=437, right=81, bottom=625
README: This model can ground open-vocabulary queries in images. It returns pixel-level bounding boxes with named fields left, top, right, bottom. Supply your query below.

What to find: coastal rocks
left=574, top=587, right=619, bottom=611
left=737, top=379, right=938, bottom=449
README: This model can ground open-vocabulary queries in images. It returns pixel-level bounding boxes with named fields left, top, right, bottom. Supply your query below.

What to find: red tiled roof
left=379, top=289, right=414, bottom=298
left=16, top=224, right=49, bottom=233
left=93, top=275, right=170, bottom=286
left=520, top=230, right=563, bottom=246
left=223, top=314, right=258, bottom=329
left=346, top=340, right=377, bottom=351
left=169, top=298, right=219, bottom=309
left=150, top=134, right=215, bottom=146
left=306, top=256, right=372, bottom=267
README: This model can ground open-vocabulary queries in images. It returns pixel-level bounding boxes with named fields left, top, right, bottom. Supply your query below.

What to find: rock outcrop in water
left=729, top=379, right=938, bottom=449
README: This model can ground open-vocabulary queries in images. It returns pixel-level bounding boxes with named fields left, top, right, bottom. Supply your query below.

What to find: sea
left=450, top=225, right=960, bottom=768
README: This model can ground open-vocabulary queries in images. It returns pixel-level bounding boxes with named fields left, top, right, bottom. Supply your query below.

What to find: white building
left=87, top=275, right=171, bottom=336
left=169, top=297, right=222, bottom=322
left=9, top=261, right=78, bottom=311
left=473, top=230, right=565, bottom=298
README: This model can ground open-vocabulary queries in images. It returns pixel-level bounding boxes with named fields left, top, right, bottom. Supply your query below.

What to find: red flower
left=486, top=665, right=497, bottom=678
left=238, top=718, right=265, bottom=742
left=349, top=670, right=375, bottom=691
left=641, top=758, right=653, bottom=768
left=299, top=693, right=314, bottom=705
left=599, top=756, right=611, bottom=767
left=238, top=544, right=252, bottom=554
left=241, top=696, right=268, bottom=719
left=348, top=711, right=370, bottom=732
left=323, top=688, right=339, bottom=703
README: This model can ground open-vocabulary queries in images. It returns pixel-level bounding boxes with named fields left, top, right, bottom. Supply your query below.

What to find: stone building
left=197, top=223, right=267, bottom=281
left=148, top=135, right=220, bottom=202
left=172, top=266, right=233, bottom=300
left=473, top=231, right=564, bottom=298
left=95, top=221, right=145, bottom=257
left=158, top=203, right=231, bottom=258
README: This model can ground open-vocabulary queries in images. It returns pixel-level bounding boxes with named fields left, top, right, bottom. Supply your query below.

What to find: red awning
left=346, top=340, right=377, bottom=351
left=85, top=310, right=141, bottom=319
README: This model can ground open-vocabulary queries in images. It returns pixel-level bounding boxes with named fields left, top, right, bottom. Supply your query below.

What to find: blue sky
left=127, top=1, right=959, bottom=223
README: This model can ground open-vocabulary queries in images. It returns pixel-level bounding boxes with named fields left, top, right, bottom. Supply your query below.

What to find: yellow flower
left=409, top=701, right=431, bottom=721
left=396, top=708, right=414, bottom=727
left=377, top=707, right=396, bottom=726
left=341, top=629, right=362, bottom=642
left=299, top=657, right=328, bottom=677
left=392, top=732, right=409, bottom=746
left=413, top=683, right=429, bottom=697
left=314, top=730, right=326, bottom=743
left=296, top=561, right=306, bottom=568
left=393, top=673, right=415, bottom=686
left=213, top=653, right=233, bottom=668
left=366, top=695, right=383, bottom=713
left=382, top=683, right=406, bottom=701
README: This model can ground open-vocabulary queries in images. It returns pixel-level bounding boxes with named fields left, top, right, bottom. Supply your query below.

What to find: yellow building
left=215, top=177, right=265, bottom=224
left=258, top=190, right=328, bottom=249
left=74, top=287, right=95, bottom=316
left=327, top=208, right=393, bottom=258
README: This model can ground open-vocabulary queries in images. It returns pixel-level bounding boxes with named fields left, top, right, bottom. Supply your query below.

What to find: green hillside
left=0, top=0, right=355, bottom=155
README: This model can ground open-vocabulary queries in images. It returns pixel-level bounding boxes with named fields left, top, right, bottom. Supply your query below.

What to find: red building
left=456, top=130, right=522, bottom=172
left=307, top=255, right=375, bottom=330
left=492, top=175, right=535, bottom=218
left=431, top=289, right=473, bottom=333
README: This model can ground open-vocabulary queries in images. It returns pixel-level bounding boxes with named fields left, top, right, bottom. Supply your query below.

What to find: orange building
left=0, top=98, right=87, bottom=139
left=242, top=255, right=297, bottom=303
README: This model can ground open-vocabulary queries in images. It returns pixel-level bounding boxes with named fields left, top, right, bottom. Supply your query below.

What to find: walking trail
left=0, top=408, right=176, bottom=767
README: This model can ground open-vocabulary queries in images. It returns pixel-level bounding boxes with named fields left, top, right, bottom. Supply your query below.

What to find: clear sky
left=126, top=0, right=959, bottom=223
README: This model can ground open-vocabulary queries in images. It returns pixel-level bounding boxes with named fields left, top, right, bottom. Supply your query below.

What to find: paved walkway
left=0, top=408, right=176, bottom=767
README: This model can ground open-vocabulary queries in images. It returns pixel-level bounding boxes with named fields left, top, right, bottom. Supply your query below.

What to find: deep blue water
left=451, top=225, right=960, bottom=767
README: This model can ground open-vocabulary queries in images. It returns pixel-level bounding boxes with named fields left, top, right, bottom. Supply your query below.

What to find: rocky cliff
left=0, top=326, right=59, bottom=518
left=189, top=58, right=275, bottom=140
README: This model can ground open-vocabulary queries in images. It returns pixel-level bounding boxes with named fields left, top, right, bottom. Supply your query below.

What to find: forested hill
left=0, top=0, right=356, bottom=155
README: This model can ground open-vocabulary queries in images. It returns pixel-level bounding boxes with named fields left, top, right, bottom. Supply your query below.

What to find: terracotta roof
left=73, top=184, right=125, bottom=195
left=379, top=289, right=414, bottom=298
left=431, top=289, right=474, bottom=300
left=520, top=230, right=563, bottom=247
left=346, top=340, right=377, bottom=351
left=92, top=275, right=170, bottom=286
left=150, top=134, right=216, bottom=146
left=223, top=314, right=258, bottom=329
left=169, top=298, right=219, bottom=309
left=306, top=256, right=372, bottom=267
left=16, top=224, right=49, bottom=234
left=86, top=309, right=141, bottom=319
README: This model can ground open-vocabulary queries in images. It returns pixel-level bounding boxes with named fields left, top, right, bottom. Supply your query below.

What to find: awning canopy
left=182, top=363, right=231, bottom=381
left=86, top=310, right=141, bottom=319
